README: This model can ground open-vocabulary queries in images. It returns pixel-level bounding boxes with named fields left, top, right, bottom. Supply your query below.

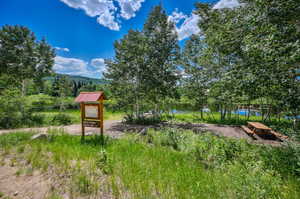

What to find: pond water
left=285, top=115, right=300, bottom=119
left=170, top=109, right=300, bottom=119
left=170, top=109, right=261, bottom=116
left=233, top=109, right=261, bottom=116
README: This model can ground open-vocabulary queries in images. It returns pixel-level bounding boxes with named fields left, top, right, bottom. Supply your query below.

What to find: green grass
left=0, top=129, right=299, bottom=198
left=35, top=109, right=124, bottom=126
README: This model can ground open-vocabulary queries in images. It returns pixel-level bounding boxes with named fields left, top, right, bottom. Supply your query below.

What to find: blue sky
left=0, top=0, right=239, bottom=79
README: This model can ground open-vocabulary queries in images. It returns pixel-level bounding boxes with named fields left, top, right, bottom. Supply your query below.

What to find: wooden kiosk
left=75, top=92, right=106, bottom=140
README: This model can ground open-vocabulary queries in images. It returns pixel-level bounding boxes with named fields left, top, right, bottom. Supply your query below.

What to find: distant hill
left=44, top=73, right=108, bottom=84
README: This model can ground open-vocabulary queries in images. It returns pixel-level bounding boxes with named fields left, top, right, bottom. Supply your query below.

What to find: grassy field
left=36, top=109, right=125, bottom=126
left=0, top=129, right=299, bottom=198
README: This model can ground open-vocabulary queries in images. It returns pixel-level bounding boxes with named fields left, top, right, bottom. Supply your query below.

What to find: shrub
left=124, top=114, right=162, bottom=125
left=51, top=113, right=72, bottom=125
left=26, top=94, right=55, bottom=111
left=147, top=128, right=197, bottom=151
left=28, top=113, right=45, bottom=126
left=0, top=89, right=39, bottom=129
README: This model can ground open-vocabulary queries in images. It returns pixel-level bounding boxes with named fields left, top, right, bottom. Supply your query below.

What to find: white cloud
left=60, top=0, right=119, bottom=30
left=90, top=58, right=107, bottom=74
left=173, top=13, right=201, bottom=41
left=54, top=56, right=106, bottom=78
left=213, top=0, right=240, bottom=9
left=59, top=0, right=145, bottom=31
left=54, top=56, right=89, bottom=76
left=96, top=9, right=120, bottom=31
left=54, top=47, right=70, bottom=52
left=117, top=0, right=145, bottom=20
left=168, top=9, right=187, bottom=24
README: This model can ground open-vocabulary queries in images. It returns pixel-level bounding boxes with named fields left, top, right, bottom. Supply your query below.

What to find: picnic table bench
left=241, top=122, right=288, bottom=140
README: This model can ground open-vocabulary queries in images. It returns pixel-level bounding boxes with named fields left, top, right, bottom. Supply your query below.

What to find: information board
left=83, top=120, right=100, bottom=127
left=85, top=105, right=98, bottom=119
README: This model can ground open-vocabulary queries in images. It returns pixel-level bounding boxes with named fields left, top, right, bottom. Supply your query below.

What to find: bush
left=147, top=128, right=198, bottom=151
left=124, top=114, right=163, bottom=125
left=51, top=113, right=72, bottom=125
left=26, top=94, right=55, bottom=111
left=29, top=113, right=45, bottom=126
left=0, top=89, right=39, bottom=129
left=53, top=97, right=78, bottom=110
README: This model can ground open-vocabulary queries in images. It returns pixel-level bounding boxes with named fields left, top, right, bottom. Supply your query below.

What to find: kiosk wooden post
left=75, top=92, right=106, bottom=141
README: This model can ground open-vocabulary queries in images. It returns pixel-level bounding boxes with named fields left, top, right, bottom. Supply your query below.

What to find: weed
left=73, top=173, right=95, bottom=195
left=46, top=192, right=63, bottom=199
left=16, top=145, right=25, bottom=153
left=9, top=157, right=17, bottom=167
left=96, top=149, right=112, bottom=174
left=51, top=113, right=72, bottom=125
left=15, top=168, right=24, bottom=176
left=25, top=167, right=34, bottom=176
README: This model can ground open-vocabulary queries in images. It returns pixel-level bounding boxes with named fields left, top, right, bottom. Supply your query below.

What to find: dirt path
left=0, top=120, right=124, bottom=138
left=0, top=165, right=52, bottom=199
left=0, top=120, right=283, bottom=146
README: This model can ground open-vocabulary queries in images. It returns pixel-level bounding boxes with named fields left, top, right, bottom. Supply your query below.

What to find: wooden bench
left=270, top=131, right=288, bottom=140
left=241, top=125, right=255, bottom=135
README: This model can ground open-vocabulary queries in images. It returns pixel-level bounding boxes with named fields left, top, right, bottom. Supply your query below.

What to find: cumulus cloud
left=171, top=11, right=201, bottom=41
left=54, top=47, right=70, bottom=52
left=117, top=0, right=145, bottom=20
left=54, top=56, right=107, bottom=78
left=96, top=9, right=120, bottom=31
left=59, top=0, right=145, bottom=31
left=213, top=0, right=240, bottom=9
left=90, top=58, right=107, bottom=73
left=54, top=56, right=89, bottom=76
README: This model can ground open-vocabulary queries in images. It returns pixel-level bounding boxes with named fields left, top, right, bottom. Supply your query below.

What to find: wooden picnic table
left=247, top=122, right=272, bottom=135
left=242, top=122, right=288, bottom=140
left=247, top=122, right=271, bottom=131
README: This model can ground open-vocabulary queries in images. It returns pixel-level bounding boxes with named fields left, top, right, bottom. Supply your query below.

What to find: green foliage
left=124, top=114, right=162, bottom=125
left=105, top=5, right=179, bottom=119
left=189, top=0, right=300, bottom=125
left=0, top=89, right=45, bottom=128
left=181, top=35, right=209, bottom=113
left=51, top=113, right=72, bottom=125
left=0, top=25, right=55, bottom=92
left=0, top=132, right=32, bottom=148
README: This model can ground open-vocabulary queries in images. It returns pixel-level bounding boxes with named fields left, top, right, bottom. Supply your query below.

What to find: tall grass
left=0, top=129, right=299, bottom=198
